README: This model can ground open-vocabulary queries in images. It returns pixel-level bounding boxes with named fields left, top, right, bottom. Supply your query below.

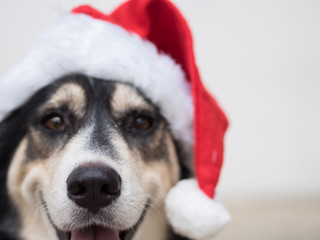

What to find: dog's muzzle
left=55, top=164, right=142, bottom=240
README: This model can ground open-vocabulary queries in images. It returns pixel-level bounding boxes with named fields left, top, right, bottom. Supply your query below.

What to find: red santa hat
left=0, top=0, right=230, bottom=239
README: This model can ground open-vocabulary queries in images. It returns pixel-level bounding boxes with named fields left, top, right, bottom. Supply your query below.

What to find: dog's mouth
left=71, top=226, right=118, bottom=240
left=54, top=200, right=150, bottom=240
left=58, top=226, right=120, bottom=240
left=55, top=212, right=144, bottom=240
left=57, top=225, right=136, bottom=240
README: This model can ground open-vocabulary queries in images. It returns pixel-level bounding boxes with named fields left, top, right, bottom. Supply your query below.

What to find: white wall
left=1, top=0, right=319, bottom=200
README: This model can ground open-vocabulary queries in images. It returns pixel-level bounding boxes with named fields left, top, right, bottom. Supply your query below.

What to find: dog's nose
left=66, top=164, right=121, bottom=213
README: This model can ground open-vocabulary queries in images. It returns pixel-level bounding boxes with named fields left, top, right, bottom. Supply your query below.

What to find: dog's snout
left=66, top=164, right=121, bottom=213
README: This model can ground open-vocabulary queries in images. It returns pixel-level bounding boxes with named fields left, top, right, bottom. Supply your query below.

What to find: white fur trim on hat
left=0, top=13, right=193, bottom=151
left=165, top=179, right=230, bottom=240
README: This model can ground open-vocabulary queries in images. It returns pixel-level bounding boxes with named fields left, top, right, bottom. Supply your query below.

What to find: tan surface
left=215, top=199, right=320, bottom=240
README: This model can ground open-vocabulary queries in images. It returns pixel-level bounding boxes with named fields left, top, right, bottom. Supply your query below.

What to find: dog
left=0, top=73, right=191, bottom=240
left=0, top=1, right=230, bottom=239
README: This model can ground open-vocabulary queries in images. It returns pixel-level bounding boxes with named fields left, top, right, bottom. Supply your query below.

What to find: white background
left=1, top=0, right=319, bottom=202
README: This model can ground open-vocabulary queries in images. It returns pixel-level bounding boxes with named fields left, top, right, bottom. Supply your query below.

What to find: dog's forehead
left=38, top=75, right=114, bottom=109
left=37, top=74, right=156, bottom=114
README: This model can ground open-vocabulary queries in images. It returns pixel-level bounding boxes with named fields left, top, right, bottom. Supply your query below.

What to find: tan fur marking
left=39, top=82, right=86, bottom=118
left=133, top=205, right=169, bottom=240
left=28, top=128, right=49, bottom=157
left=147, top=123, right=167, bottom=154
left=7, top=138, right=28, bottom=202
left=7, top=138, right=56, bottom=240
left=111, top=84, right=153, bottom=118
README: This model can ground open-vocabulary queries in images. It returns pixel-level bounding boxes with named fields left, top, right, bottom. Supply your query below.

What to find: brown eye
left=42, top=114, right=65, bottom=130
left=134, top=116, right=153, bottom=130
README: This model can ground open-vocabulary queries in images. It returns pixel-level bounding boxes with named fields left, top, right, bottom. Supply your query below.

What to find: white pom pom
left=165, top=179, right=230, bottom=240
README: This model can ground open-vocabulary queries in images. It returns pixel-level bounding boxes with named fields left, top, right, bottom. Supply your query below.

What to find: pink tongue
left=71, top=226, right=120, bottom=240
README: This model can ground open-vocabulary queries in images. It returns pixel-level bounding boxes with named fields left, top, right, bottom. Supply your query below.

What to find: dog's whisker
left=125, top=198, right=167, bottom=226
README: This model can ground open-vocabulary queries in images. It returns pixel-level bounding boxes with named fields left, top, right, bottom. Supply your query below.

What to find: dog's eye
left=134, top=116, right=153, bottom=130
left=41, top=114, right=65, bottom=131
left=124, top=114, right=154, bottom=132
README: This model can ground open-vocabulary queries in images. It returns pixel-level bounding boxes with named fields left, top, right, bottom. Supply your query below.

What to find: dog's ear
left=173, top=139, right=194, bottom=180
left=0, top=109, right=25, bottom=239
left=0, top=108, right=26, bottom=168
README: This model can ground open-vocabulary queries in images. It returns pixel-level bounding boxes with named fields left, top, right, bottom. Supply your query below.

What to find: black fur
left=0, top=109, right=26, bottom=239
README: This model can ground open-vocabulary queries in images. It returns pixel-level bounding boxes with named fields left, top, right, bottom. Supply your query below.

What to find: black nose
left=67, top=164, right=121, bottom=214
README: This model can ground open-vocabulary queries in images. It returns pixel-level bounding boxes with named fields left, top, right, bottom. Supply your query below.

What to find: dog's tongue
left=71, top=226, right=119, bottom=240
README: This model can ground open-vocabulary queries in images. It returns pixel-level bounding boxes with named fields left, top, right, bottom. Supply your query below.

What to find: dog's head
left=0, top=74, right=191, bottom=240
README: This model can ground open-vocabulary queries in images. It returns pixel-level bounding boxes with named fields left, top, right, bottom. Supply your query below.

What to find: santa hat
left=0, top=0, right=230, bottom=239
